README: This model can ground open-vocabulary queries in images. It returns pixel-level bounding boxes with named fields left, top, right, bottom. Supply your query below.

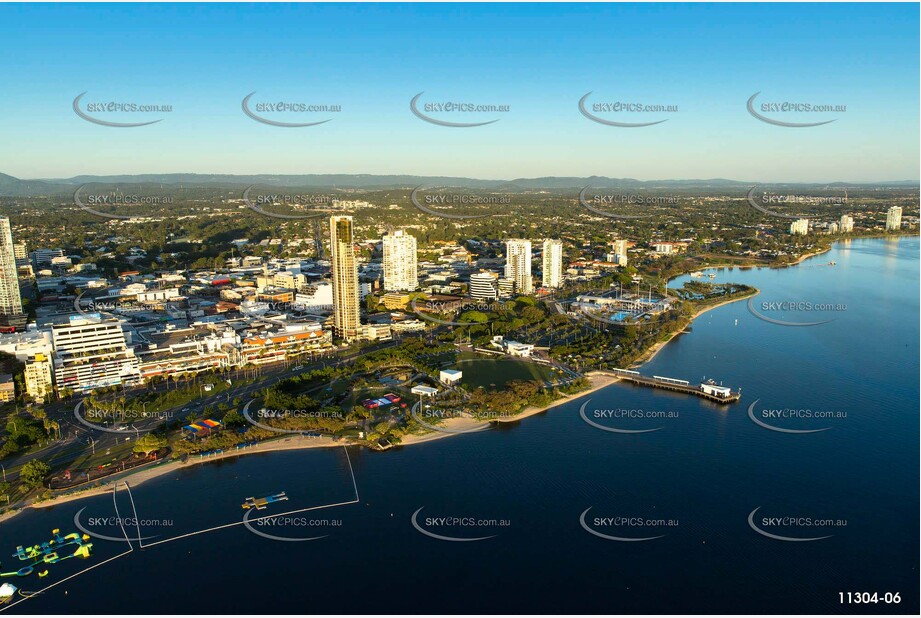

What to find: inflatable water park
left=1, top=529, right=93, bottom=579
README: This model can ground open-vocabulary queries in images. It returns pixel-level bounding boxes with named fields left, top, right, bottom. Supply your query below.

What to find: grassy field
left=454, top=357, right=556, bottom=391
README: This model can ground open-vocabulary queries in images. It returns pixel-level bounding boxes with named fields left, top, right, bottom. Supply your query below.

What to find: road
left=1, top=340, right=400, bottom=485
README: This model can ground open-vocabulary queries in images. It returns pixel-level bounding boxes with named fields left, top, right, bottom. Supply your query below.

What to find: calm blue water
left=4, top=237, right=918, bottom=614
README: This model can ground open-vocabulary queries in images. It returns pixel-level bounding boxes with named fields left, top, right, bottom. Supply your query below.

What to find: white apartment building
left=504, top=239, right=532, bottom=295
left=0, top=217, right=23, bottom=317
left=382, top=230, right=418, bottom=291
left=542, top=239, right=563, bottom=289
left=839, top=215, right=854, bottom=233
left=789, top=219, right=810, bottom=235
left=610, top=239, right=628, bottom=266
left=469, top=272, right=499, bottom=300
left=886, top=206, right=902, bottom=231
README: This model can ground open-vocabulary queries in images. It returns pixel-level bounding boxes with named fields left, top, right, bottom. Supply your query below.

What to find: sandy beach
left=399, top=416, right=492, bottom=445
left=496, top=372, right=621, bottom=423
left=1, top=435, right=342, bottom=523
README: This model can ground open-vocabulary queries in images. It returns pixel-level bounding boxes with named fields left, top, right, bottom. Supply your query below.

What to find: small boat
left=242, top=492, right=288, bottom=510
left=707, top=273, right=716, bottom=279
left=37, top=571, right=48, bottom=578
left=690, top=271, right=703, bottom=277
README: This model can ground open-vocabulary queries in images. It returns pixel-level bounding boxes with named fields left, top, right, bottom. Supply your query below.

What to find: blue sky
left=1, top=3, right=918, bottom=182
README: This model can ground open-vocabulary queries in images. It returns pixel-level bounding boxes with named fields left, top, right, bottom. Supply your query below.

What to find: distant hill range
left=0, top=172, right=917, bottom=197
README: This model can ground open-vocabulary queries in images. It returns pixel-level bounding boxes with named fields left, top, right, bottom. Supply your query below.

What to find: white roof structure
left=439, top=369, right=463, bottom=382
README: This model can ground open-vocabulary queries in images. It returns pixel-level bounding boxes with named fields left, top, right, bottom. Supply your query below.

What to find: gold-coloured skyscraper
left=329, top=215, right=360, bottom=341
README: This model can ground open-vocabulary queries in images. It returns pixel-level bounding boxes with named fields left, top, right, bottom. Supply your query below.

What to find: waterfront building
left=886, top=206, right=902, bottom=231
